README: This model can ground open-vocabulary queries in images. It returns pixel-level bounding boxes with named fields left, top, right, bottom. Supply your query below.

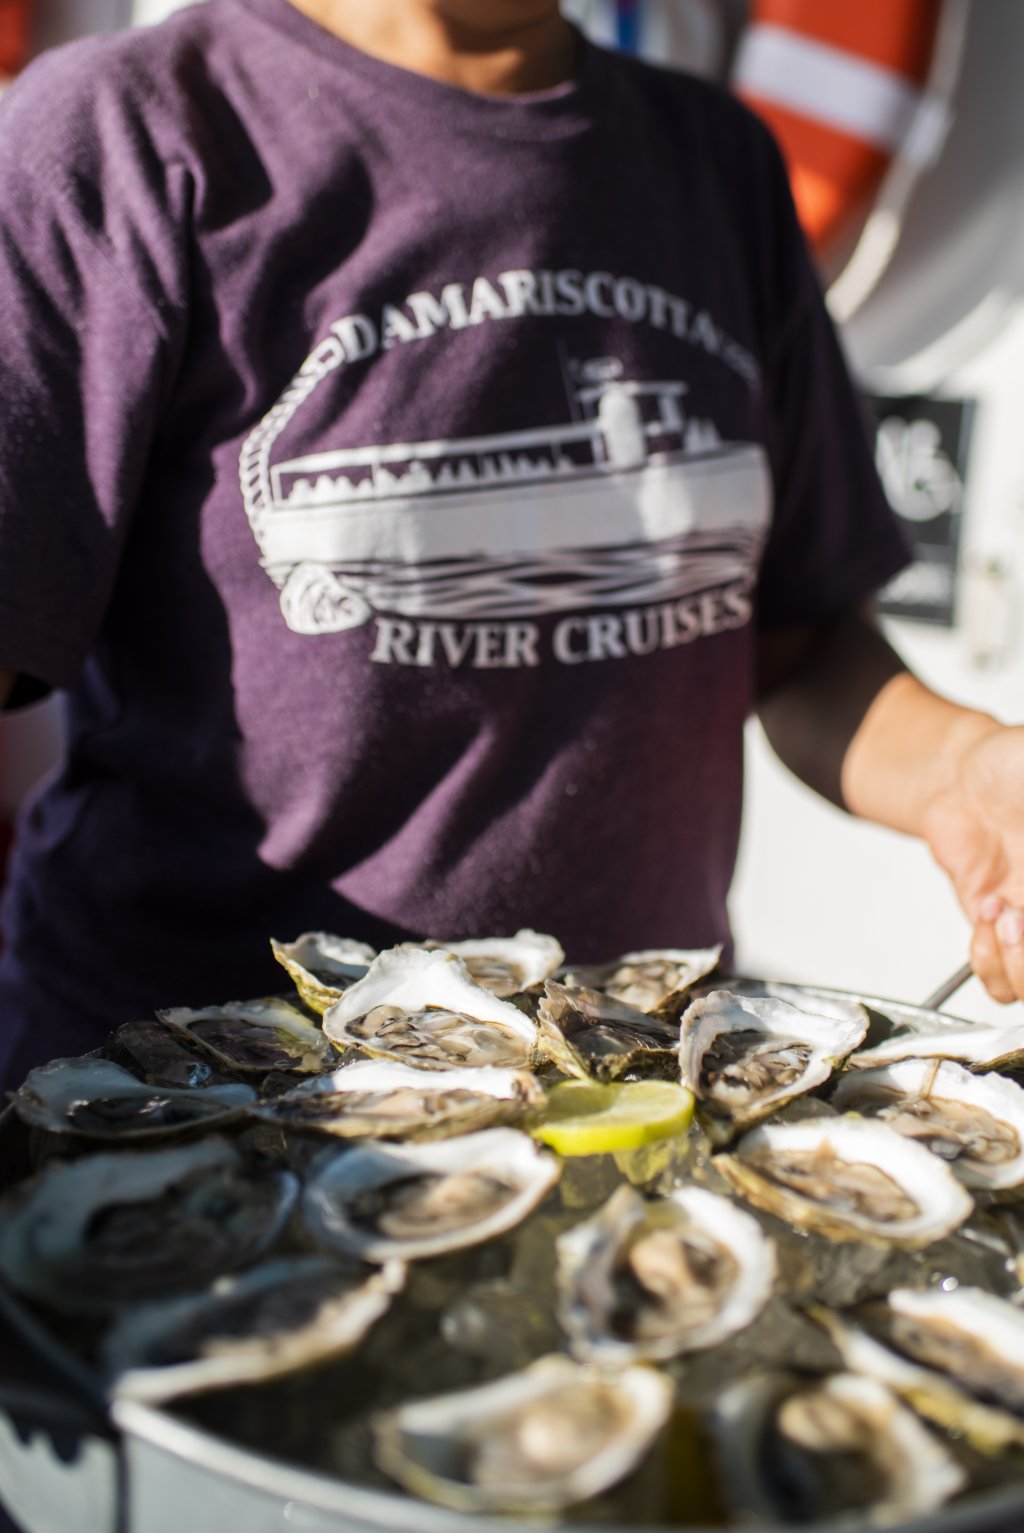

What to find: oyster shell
left=423, top=930, right=564, bottom=997
left=679, top=990, right=867, bottom=1133
left=715, top=1116, right=973, bottom=1247
left=158, top=997, right=337, bottom=1074
left=303, top=1127, right=560, bottom=1262
left=831, top=1058, right=1024, bottom=1189
left=556, top=1184, right=775, bottom=1363
left=322, top=947, right=539, bottom=1070
left=270, top=932, right=377, bottom=1014
left=812, top=1306, right=1024, bottom=1456
left=105, top=1019, right=216, bottom=1088
left=561, top=947, right=722, bottom=1016
left=11, top=1058, right=255, bottom=1142
left=711, top=1370, right=964, bottom=1525
left=878, top=1286, right=1024, bottom=1413
left=250, top=1058, right=543, bottom=1141
left=103, top=1254, right=405, bottom=1403
left=0, top=1138, right=298, bottom=1315
left=536, top=980, right=681, bottom=1082
left=372, top=1353, right=673, bottom=1513
left=849, top=1022, right=1024, bottom=1072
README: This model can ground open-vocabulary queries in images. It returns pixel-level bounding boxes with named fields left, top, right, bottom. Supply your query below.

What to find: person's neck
left=285, top=1, right=577, bottom=95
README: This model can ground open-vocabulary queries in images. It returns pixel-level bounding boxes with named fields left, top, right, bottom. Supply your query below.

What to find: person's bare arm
left=756, top=607, right=1024, bottom=1002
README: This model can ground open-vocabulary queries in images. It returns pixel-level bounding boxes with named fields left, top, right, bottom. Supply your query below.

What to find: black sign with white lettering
left=868, top=394, right=976, bottom=626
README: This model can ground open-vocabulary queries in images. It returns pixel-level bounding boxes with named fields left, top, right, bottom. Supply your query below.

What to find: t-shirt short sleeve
left=750, top=133, right=911, bottom=630
left=0, top=43, right=182, bottom=690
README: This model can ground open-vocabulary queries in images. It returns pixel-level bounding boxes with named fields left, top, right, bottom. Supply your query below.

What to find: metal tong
left=921, top=959, right=974, bottom=1013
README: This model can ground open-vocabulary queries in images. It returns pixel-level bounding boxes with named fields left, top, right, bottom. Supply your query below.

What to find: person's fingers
left=971, top=917, right=1017, bottom=1004
left=994, top=906, right=1024, bottom=1003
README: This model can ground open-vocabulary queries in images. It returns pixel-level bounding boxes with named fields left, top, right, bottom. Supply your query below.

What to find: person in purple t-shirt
left=0, top=0, right=1023, bottom=1088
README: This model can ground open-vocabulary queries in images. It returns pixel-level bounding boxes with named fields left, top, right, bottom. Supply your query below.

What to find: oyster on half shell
left=372, top=1353, right=673, bottom=1514
left=11, top=1057, right=254, bottom=1142
left=103, top=1254, right=406, bottom=1403
left=250, top=1058, right=543, bottom=1140
left=831, top=1058, right=1024, bottom=1189
left=679, top=990, right=867, bottom=1134
left=715, top=1116, right=973, bottom=1247
left=711, top=1370, right=964, bottom=1527
left=158, top=997, right=337, bottom=1074
left=536, top=980, right=681, bottom=1082
left=105, top=1019, right=216, bottom=1089
left=270, top=932, right=377, bottom=1013
left=563, top=947, right=722, bottom=1016
left=303, top=1126, right=560, bottom=1262
left=322, top=947, right=539, bottom=1070
left=0, top=1138, right=298, bottom=1315
left=556, top=1184, right=775, bottom=1363
left=812, top=1306, right=1024, bottom=1457
left=876, top=1286, right=1024, bottom=1414
left=423, top=929, right=564, bottom=997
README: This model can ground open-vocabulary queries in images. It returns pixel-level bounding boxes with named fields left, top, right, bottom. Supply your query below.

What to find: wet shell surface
left=679, top=990, right=867, bottom=1131
left=372, top=1353, right=674, bottom=1513
left=831, top=1058, right=1024, bottom=1189
left=0, top=1138, right=298, bottom=1314
left=270, top=932, right=377, bottom=1013
left=322, top=947, right=539, bottom=1070
left=104, top=1019, right=217, bottom=1089
left=11, top=1057, right=254, bottom=1141
left=561, top=947, right=723, bottom=1015
left=556, top=1184, right=776, bottom=1363
left=536, top=980, right=681, bottom=1082
left=158, top=997, right=337, bottom=1074
left=303, top=1127, right=560, bottom=1262
left=711, top=1370, right=964, bottom=1526
left=250, top=1058, right=543, bottom=1141
left=102, top=1254, right=406, bottom=1404
left=422, top=929, right=564, bottom=997
left=715, top=1116, right=973, bottom=1247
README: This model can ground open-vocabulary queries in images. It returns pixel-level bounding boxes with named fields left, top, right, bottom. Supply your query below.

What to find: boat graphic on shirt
left=240, top=355, right=771, bottom=639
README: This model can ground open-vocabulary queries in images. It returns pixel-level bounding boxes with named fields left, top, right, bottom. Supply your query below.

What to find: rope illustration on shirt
left=238, top=277, right=770, bottom=667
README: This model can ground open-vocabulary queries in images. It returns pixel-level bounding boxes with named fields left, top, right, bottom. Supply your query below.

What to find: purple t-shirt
left=0, top=0, right=908, bottom=1059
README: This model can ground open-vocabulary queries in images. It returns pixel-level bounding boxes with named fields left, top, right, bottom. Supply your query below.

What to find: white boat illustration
left=242, top=363, right=770, bottom=633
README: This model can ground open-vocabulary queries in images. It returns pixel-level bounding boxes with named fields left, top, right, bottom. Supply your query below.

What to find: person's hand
left=923, top=723, right=1024, bottom=1003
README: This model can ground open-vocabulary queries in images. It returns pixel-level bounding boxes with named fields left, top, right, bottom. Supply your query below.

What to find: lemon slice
left=529, top=1080, right=695, bottom=1156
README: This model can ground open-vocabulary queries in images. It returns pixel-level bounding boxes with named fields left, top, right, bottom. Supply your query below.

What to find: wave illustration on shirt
left=241, top=360, right=772, bottom=636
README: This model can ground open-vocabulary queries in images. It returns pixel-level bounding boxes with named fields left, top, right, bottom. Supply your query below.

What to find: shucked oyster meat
left=250, top=1058, right=543, bottom=1140
left=679, top=989, right=867, bottom=1134
left=158, top=997, right=337, bottom=1074
left=372, top=1353, right=673, bottom=1513
left=0, top=1138, right=298, bottom=1315
left=556, top=1184, right=775, bottom=1364
left=322, top=946, right=539, bottom=1069
left=303, top=1127, right=560, bottom=1262
left=103, top=1254, right=406, bottom=1404
left=536, top=980, right=681, bottom=1082
left=831, top=1058, right=1024, bottom=1189
left=715, top=1116, right=973, bottom=1247
left=563, top=946, right=722, bottom=1015
left=11, top=1057, right=255, bottom=1142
